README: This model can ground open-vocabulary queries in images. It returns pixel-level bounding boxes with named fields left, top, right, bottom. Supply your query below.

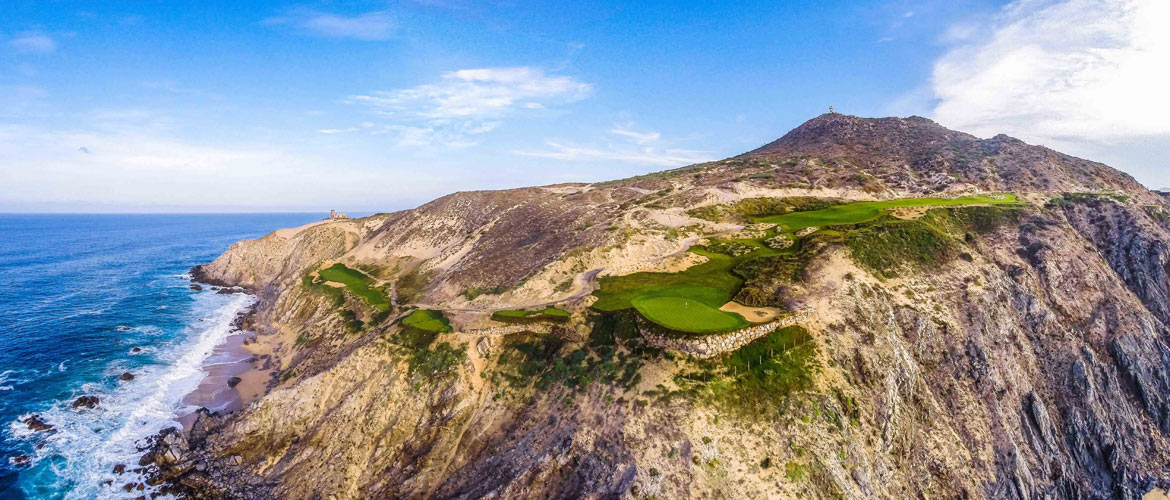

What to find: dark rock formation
left=22, top=415, right=52, bottom=432
left=120, top=372, right=134, bottom=381
left=71, top=395, right=99, bottom=409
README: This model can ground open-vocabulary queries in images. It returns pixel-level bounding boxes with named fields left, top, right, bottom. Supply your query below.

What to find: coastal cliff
left=145, top=115, right=1170, bottom=498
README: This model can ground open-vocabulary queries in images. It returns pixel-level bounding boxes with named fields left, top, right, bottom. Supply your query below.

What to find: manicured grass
left=402, top=309, right=453, bottom=333
left=493, top=306, right=570, bottom=319
left=593, top=249, right=746, bottom=313
left=632, top=296, right=748, bottom=332
left=596, top=195, right=1018, bottom=334
left=317, top=263, right=391, bottom=311
left=593, top=250, right=764, bottom=333
left=754, top=194, right=1019, bottom=231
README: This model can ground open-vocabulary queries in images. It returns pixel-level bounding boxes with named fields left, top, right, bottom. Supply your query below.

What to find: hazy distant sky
left=0, top=0, right=1166, bottom=212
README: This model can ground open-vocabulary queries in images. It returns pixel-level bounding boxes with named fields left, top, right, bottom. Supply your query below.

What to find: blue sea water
left=0, top=213, right=321, bottom=499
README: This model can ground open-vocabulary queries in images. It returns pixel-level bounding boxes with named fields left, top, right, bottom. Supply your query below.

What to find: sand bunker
left=719, top=301, right=784, bottom=322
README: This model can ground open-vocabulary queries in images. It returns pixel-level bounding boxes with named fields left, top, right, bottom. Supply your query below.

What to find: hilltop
left=152, top=115, right=1170, bottom=499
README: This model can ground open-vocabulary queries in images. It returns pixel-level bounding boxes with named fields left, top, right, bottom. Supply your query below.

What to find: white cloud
left=0, top=120, right=351, bottom=211
left=610, top=126, right=661, bottom=145
left=515, top=126, right=713, bottom=167
left=265, top=9, right=396, bottom=41
left=516, top=141, right=712, bottom=167
left=342, top=67, right=591, bottom=148
left=931, top=0, right=1170, bottom=145
left=349, top=67, right=592, bottom=119
left=8, top=32, right=56, bottom=54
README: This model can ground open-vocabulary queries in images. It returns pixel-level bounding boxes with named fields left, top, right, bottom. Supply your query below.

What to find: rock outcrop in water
left=146, top=115, right=1170, bottom=499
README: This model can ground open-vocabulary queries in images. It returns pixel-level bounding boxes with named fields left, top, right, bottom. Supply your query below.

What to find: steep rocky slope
left=145, top=115, right=1170, bottom=499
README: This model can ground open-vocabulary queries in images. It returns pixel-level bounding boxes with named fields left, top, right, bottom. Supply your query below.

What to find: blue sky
left=1, top=0, right=1167, bottom=212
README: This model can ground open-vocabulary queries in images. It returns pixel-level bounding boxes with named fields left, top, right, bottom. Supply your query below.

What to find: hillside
left=148, top=114, right=1170, bottom=499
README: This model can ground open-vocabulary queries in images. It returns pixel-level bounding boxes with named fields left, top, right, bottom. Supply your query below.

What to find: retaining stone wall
left=461, top=321, right=557, bottom=336
left=638, top=309, right=811, bottom=359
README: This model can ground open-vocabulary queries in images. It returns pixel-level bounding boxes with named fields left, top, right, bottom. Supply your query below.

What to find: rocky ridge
left=143, top=114, right=1170, bottom=499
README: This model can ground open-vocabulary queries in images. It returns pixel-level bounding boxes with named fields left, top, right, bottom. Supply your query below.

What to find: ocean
left=0, top=213, right=321, bottom=499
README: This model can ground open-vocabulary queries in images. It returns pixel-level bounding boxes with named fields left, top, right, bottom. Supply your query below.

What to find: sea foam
left=10, top=291, right=254, bottom=499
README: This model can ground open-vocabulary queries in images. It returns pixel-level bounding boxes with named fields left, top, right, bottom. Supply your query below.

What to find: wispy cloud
left=610, top=126, right=660, bottom=145
left=8, top=32, right=56, bottom=54
left=265, top=9, right=396, bottom=41
left=931, top=0, right=1170, bottom=145
left=516, top=126, right=713, bottom=167
left=339, top=67, right=591, bottom=148
left=348, top=67, right=592, bottom=119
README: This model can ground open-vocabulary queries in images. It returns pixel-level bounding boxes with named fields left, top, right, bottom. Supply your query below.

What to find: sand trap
left=720, top=301, right=784, bottom=322
left=321, top=281, right=346, bottom=288
left=890, top=206, right=929, bottom=219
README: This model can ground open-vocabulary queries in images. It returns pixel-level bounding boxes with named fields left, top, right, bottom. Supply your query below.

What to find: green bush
left=845, top=219, right=955, bottom=279
left=407, top=342, right=467, bottom=378
left=672, top=326, right=820, bottom=417
left=491, top=313, right=653, bottom=394
left=705, top=240, right=754, bottom=257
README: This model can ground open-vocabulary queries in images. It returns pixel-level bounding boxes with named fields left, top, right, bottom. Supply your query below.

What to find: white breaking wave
left=10, top=291, right=255, bottom=499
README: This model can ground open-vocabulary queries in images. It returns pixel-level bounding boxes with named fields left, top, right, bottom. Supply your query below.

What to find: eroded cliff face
left=144, top=115, right=1170, bottom=499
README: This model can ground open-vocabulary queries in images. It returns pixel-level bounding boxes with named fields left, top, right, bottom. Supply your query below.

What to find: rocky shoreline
left=138, top=409, right=271, bottom=498
left=131, top=273, right=281, bottom=496
left=132, top=115, right=1170, bottom=498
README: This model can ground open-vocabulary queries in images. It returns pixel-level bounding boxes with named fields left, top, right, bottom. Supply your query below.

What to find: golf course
left=593, top=194, right=1020, bottom=334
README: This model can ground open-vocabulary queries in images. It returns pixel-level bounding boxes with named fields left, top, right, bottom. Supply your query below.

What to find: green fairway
left=592, top=248, right=765, bottom=333
left=593, top=194, right=1019, bottom=334
left=754, top=194, right=1018, bottom=231
left=317, top=263, right=391, bottom=311
left=402, top=309, right=453, bottom=333
left=493, top=306, right=570, bottom=319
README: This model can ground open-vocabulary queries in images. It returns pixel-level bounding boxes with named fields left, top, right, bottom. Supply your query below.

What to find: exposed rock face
left=150, top=115, right=1170, bottom=499
left=71, top=395, right=99, bottom=409
left=22, top=415, right=52, bottom=432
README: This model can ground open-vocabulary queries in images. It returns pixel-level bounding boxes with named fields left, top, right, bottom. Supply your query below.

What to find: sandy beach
left=177, top=313, right=279, bottom=430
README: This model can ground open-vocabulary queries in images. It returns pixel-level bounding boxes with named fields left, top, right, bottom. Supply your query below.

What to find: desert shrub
left=672, top=326, right=820, bottom=417
left=339, top=309, right=364, bottom=333
left=845, top=219, right=955, bottom=279
left=396, top=269, right=432, bottom=304
left=705, top=240, right=754, bottom=257
left=407, top=342, right=466, bottom=378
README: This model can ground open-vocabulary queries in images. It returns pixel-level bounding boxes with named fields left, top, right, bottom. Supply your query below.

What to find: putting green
left=402, top=309, right=452, bottom=333
left=594, top=194, right=1019, bottom=335
left=632, top=295, right=748, bottom=333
